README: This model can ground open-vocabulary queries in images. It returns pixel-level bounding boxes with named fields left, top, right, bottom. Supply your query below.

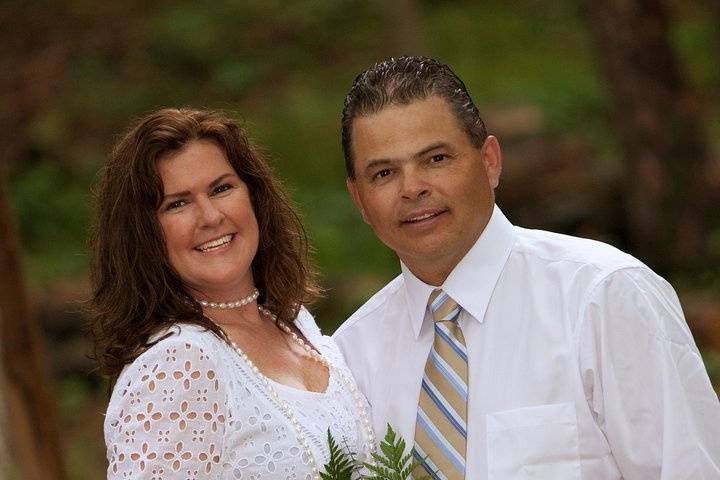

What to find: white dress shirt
left=333, top=205, right=720, bottom=479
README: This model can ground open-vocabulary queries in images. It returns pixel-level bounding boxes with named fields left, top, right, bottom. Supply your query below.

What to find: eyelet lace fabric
left=104, top=309, right=369, bottom=479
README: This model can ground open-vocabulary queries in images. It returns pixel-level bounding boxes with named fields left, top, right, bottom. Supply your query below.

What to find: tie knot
left=428, top=289, right=461, bottom=323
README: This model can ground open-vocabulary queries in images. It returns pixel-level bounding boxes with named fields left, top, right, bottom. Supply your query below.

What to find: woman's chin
left=187, top=272, right=254, bottom=297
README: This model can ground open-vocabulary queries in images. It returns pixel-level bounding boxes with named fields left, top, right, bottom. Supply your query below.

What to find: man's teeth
left=197, top=235, right=233, bottom=252
left=407, top=212, right=438, bottom=222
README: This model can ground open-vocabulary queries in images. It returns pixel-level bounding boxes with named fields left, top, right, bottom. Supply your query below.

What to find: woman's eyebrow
left=162, top=172, right=236, bottom=200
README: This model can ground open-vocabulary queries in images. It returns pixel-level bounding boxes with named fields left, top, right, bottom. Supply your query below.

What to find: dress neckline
left=230, top=319, right=332, bottom=396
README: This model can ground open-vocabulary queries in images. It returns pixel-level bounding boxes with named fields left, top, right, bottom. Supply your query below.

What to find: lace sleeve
left=104, top=334, right=228, bottom=479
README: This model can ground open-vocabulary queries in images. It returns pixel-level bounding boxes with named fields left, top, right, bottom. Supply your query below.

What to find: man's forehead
left=350, top=97, right=463, bottom=160
left=358, top=95, right=450, bottom=120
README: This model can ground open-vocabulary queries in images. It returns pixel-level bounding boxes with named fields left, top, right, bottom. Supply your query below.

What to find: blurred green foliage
left=7, top=2, right=719, bottom=478
left=10, top=161, right=93, bottom=283
left=8, top=0, right=720, bottom=318
left=11, top=0, right=720, bottom=316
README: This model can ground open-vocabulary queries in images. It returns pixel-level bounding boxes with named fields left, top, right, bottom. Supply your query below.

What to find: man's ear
left=346, top=177, right=369, bottom=224
left=481, top=135, right=502, bottom=189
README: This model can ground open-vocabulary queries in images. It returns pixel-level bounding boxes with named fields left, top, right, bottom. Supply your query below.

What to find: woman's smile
left=195, top=233, right=235, bottom=253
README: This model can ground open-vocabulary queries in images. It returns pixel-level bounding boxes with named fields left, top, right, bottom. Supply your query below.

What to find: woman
left=90, top=108, right=375, bottom=479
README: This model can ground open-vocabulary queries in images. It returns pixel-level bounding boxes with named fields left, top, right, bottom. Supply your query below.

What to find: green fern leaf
left=321, top=424, right=437, bottom=480
left=320, top=429, right=358, bottom=480
left=362, top=424, right=429, bottom=480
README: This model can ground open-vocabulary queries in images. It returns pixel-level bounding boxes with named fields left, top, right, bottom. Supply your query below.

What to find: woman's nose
left=197, top=197, right=223, bottom=226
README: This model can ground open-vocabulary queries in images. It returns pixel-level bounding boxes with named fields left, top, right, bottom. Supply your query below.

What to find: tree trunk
left=0, top=315, right=8, bottom=480
left=585, top=0, right=717, bottom=271
left=0, top=172, right=66, bottom=479
left=0, top=4, right=69, bottom=473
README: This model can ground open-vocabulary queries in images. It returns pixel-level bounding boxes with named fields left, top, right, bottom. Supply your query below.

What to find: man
left=333, top=56, right=720, bottom=479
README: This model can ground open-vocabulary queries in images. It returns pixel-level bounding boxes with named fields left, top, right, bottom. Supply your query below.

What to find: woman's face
left=156, top=139, right=259, bottom=299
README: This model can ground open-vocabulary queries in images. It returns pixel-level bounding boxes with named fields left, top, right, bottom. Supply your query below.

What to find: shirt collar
left=402, top=205, right=517, bottom=338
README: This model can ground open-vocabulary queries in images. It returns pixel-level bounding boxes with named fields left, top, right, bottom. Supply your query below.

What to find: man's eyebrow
left=361, top=141, right=451, bottom=173
left=413, top=141, right=450, bottom=159
left=363, top=158, right=393, bottom=175
left=162, top=172, right=236, bottom=200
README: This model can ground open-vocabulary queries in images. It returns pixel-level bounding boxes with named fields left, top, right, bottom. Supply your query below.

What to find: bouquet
left=321, top=424, right=432, bottom=480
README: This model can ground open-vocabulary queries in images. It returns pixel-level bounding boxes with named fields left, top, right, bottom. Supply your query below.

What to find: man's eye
left=373, top=169, right=392, bottom=180
left=430, top=154, right=447, bottom=163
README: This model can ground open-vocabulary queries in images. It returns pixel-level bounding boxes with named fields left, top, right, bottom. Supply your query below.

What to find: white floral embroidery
left=104, top=310, right=368, bottom=479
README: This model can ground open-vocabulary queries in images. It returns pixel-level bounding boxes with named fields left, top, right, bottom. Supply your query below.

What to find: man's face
left=347, top=95, right=502, bottom=284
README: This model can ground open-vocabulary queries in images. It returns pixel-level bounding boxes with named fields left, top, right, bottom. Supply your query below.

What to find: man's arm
left=578, top=267, right=720, bottom=479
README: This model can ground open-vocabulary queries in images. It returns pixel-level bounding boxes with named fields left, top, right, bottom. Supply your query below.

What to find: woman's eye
left=165, top=199, right=187, bottom=211
left=212, top=183, right=233, bottom=195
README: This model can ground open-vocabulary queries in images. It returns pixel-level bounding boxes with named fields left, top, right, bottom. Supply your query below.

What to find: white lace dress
left=104, top=308, right=371, bottom=479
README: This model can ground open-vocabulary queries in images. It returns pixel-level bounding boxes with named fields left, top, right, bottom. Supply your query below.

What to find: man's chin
left=397, top=243, right=454, bottom=266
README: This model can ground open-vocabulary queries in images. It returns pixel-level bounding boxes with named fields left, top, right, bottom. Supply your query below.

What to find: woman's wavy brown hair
left=89, top=108, right=321, bottom=380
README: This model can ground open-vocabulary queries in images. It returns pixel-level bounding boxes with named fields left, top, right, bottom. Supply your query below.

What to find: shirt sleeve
left=578, top=267, right=720, bottom=479
left=104, top=334, right=227, bottom=479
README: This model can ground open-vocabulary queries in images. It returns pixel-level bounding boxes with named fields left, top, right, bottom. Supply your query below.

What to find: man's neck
left=402, top=218, right=491, bottom=286
left=402, top=254, right=460, bottom=287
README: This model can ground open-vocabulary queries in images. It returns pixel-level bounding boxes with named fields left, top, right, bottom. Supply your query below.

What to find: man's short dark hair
left=341, top=56, right=488, bottom=178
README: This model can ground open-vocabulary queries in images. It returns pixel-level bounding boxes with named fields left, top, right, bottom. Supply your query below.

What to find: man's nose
left=400, top=169, right=430, bottom=200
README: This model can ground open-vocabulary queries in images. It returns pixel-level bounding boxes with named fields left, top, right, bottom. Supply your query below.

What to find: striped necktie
left=413, top=289, right=467, bottom=480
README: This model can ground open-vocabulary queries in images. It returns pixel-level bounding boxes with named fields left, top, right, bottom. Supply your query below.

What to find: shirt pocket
left=486, top=402, right=581, bottom=480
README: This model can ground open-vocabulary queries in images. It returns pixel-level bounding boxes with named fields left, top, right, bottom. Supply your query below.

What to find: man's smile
left=401, top=208, right=448, bottom=225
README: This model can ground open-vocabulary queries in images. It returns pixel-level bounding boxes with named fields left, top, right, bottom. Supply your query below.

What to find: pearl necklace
left=226, top=306, right=376, bottom=480
left=196, top=288, right=259, bottom=309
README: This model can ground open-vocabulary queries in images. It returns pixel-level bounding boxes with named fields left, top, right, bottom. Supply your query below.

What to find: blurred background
left=1, top=0, right=719, bottom=478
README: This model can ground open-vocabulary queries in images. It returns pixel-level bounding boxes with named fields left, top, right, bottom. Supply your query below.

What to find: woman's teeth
left=197, top=234, right=233, bottom=252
